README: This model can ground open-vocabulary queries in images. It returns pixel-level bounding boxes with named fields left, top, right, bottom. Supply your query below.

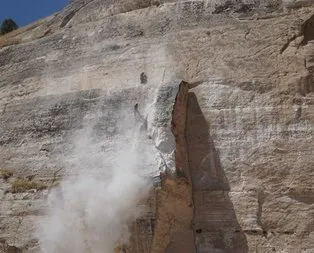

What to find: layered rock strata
left=0, top=0, right=313, bottom=252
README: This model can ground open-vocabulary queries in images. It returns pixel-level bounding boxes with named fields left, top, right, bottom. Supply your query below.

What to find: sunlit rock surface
left=0, top=0, right=314, bottom=252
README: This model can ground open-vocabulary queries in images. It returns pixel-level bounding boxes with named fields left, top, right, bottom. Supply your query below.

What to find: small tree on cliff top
left=0, top=19, right=18, bottom=35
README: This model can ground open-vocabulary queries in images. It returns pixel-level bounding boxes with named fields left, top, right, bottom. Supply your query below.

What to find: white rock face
left=0, top=0, right=313, bottom=253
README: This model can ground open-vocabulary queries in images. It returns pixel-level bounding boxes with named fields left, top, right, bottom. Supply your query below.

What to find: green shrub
left=11, top=178, right=47, bottom=193
left=0, top=168, right=13, bottom=180
left=0, top=19, right=18, bottom=35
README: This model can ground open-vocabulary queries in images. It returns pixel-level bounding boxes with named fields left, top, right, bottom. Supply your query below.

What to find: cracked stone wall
left=0, top=0, right=314, bottom=252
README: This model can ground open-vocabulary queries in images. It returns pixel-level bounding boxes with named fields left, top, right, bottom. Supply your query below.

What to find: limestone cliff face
left=0, top=0, right=314, bottom=253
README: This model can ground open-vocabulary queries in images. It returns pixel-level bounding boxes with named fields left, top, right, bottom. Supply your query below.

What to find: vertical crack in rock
left=301, top=14, right=314, bottom=46
left=301, top=14, right=314, bottom=94
left=149, top=80, right=195, bottom=253
left=280, top=14, right=314, bottom=95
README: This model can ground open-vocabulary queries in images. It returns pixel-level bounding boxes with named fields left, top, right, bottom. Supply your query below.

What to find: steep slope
left=0, top=0, right=313, bottom=252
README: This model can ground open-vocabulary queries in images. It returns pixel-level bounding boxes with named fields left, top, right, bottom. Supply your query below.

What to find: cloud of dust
left=37, top=108, right=154, bottom=253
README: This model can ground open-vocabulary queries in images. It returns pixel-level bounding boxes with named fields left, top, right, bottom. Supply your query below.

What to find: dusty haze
left=36, top=109, right=154, bottom=253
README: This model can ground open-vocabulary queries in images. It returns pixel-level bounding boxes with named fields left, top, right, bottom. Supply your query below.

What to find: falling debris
left=140, top=72, right=147, bottom=84
left=295, top=106, right=302, bottom=121
left=134, top=103, right=148, bottom=131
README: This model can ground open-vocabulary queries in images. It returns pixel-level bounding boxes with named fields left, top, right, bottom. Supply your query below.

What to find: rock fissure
left=280, top=34, right=298, bottom=54
left=149, top=81, right=195, bottom=253
left=1, top=1, right=314, bottom=252
left=301, top=14, right=314, bottom=46
left=59, top=0, right=99, bottom=28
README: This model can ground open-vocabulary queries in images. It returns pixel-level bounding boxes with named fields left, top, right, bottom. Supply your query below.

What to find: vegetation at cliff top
left=0, top=19, right=19, bottom=35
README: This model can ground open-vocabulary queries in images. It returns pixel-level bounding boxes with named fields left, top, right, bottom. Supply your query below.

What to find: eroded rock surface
left=0, top=0, right=314, bottom=252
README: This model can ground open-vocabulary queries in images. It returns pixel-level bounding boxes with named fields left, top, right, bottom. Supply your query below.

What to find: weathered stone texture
left=0, top=0, right=313, bottom=252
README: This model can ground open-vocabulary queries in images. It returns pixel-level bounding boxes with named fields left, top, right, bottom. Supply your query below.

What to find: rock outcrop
left=0, top=0, right=313, bottom=252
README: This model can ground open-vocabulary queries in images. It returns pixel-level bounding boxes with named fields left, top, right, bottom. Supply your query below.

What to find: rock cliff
left=0, top=0, right=313, bottom=252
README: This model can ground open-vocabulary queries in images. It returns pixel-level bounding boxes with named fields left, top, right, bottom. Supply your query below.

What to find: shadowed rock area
left=187, top=93, right=248, bottom=253
left=0, top=0, right=314, bottom=253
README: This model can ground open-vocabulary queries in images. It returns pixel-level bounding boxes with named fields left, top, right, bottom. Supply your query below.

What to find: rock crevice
left=149, top=81, right=195, bottom=253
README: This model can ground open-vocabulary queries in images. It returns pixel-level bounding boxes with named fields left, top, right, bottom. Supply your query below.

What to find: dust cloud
left=37, top=109, right=154, bottom=253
